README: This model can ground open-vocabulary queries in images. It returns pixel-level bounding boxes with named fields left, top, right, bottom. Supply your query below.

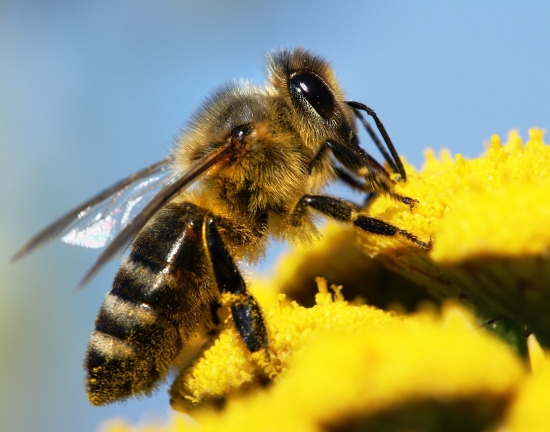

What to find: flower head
left=102, top=129, right=550, bottom=431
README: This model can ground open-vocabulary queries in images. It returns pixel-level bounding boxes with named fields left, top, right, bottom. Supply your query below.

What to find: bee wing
left=77, top=141, right=234, bottom=288
left=59, top=160, right=178, bottom=250
left=11, top=157, right=175, bottom=261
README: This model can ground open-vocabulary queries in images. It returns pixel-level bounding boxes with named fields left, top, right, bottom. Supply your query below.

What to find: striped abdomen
left=86, top=202, right=215, bottom=405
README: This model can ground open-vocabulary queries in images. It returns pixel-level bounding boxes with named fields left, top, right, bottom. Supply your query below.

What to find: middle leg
left=290, top=194, right=431, bottom=250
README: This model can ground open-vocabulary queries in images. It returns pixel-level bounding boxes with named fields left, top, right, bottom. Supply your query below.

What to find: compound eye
left=289, top=72, right=335, bottom=120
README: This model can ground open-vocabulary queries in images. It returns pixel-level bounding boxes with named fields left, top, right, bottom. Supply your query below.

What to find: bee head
left=266, top=48, right=357, bottom=150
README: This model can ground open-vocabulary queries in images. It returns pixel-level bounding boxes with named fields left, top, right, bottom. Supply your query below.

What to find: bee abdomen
left=86, top=290, right=181, bottom=405
left=85, top=204, right=212, bottom=405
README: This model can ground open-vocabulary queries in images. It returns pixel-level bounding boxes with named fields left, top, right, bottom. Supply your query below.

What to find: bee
left=12, top=48, right=430, bottom=406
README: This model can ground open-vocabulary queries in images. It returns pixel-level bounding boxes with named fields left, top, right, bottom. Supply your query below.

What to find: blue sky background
left=2, top=2, right=549, bottom=431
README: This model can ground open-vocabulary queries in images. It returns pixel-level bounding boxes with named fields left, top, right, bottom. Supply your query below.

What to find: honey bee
left=12, top=48, right=430, bottom=406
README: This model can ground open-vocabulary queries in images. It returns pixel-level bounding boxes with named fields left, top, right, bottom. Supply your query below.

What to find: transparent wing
left=12, top=156, right=176, bottom=261
left=78, top=141, right=235, bottom=287
left=60, top=160, right=177, bottom=249
left=14, top=140, right=239, bottom=288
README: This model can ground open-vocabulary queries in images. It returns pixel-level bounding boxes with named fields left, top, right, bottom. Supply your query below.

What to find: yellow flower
left=171, top=279, right=400, bottom=408
left=106, top=290, right=524, bottom=432
left=103, top=129, right=550, bottom=431
left=505, top=349, right=550, bottom=432
left=269, top=221, right=433, bottom=312
left=360, top=128, right=550, bottom=348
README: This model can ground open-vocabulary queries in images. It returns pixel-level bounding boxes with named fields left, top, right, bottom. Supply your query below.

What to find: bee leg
left=334, top=166, right=368, bottom=193
left=333, top=166, right=379, bottom=208
left=326, top=140, right=418, bottom=209
left=205, top=215, right=278, bottom=378
left=208, top=298, right=223, bottom=327
left=291, top=194, right=431, bottom=250
left=346, top=100, right=407, bottom=180
left=307, top=143, right=331, bottom=175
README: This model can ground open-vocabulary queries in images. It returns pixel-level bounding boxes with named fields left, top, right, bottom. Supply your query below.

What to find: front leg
left=334, top=166, right=380, bottom=208
left=204, top=215, right=277, bottom=377
left=326, top=139, right=418, bottom=209
left=291, top=194, right=431, bottom=250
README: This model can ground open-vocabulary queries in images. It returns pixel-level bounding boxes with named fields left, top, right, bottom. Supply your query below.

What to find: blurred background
left=1, top=1, right=549, bottom=431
